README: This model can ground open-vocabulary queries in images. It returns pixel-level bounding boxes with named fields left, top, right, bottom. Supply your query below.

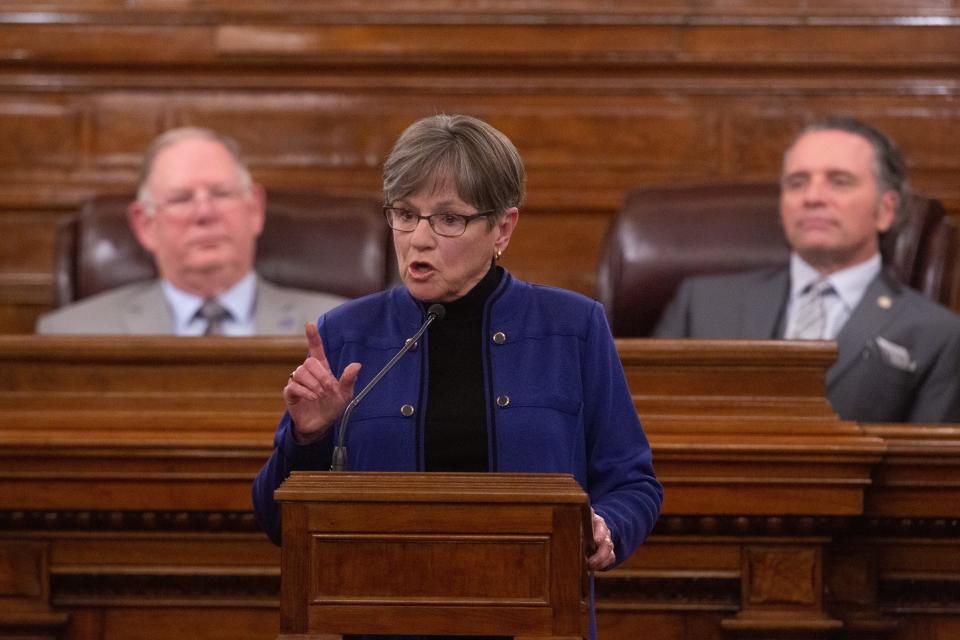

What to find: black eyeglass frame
left=382, top=206, right=498, bottom=238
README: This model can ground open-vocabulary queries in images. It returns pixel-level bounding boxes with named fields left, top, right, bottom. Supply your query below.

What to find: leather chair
left=596, top=182, right=960, bottom=337
left=52, top=190, right=395, bottom=307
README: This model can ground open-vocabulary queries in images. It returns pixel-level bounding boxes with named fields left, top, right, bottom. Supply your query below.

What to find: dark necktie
left=197, top=299, right=231, bottom=336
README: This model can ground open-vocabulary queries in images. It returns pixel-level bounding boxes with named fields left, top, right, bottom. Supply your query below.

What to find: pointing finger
left=304, top=322, right=330, bottom=368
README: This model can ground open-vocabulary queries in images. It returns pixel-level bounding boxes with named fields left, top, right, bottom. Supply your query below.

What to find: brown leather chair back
left=596, top=182, right=958, bottom=337
left=53, top=190, right=395, bottom=307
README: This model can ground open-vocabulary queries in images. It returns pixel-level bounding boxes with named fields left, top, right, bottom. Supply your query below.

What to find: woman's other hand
left=587, top=508, right=616, bottom=571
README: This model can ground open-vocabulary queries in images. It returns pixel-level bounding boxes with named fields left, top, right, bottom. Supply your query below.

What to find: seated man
left=655, top=116, right=960, bottom=423
left=37, top=127, right=345, bottom=335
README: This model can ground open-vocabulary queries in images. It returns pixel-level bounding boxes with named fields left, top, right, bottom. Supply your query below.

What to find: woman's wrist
left=289, top=418, right=331, bottom=446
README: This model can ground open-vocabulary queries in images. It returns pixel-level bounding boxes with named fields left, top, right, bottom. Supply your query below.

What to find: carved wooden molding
left=3, top=510, right=960, bottom=538
left=0, top=542, right=68, bottom=638
left=51, top=573, right=280, bottom=605
left=746, top=547, right=819, bottom=607
left=2, top=4, right=960, bottom=22
left=595, top=574, right=739, bottom=610
left=0, top=510, right=261, bottom=534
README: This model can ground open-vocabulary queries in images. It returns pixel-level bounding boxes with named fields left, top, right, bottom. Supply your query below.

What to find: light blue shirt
left=785, top=253, right=881, bottom=340
left=160, top=272, right=257, bottom=336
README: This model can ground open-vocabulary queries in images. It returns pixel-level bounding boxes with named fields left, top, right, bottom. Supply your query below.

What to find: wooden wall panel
left=0, top=210, right=60, bottom=333
left=100, top=608, right=278, bottom=640
left=892, top=618, right=960, bottom=640
left=505, top=210, right=612, bottom=296
left=0, top=98, right=81, bottom=169
left=684, top=25, right=960, bottom=62
left=0, top=213, right=57, bottom=276
left=597, top=611, right=727, bottom=640
left=0, top=0, right=957, bottom=16
left=89, top=96, right=169, bottom=170
left=177, top=96, right=410, bottom=172
left=0, top=4, right=959, bottom=331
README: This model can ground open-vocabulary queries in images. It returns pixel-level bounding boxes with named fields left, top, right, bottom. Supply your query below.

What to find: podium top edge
left=274, top=471, right=589, bottom=503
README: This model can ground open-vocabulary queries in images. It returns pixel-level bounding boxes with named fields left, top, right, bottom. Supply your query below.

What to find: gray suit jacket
left=654, top=267, right=960, bottom=423
left=35, top=276, right=346, bottom=336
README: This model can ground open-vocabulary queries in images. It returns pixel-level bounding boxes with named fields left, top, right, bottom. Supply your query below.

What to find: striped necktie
left=788, top=279, right=833, bottom=340
left=197, top=299, right=231, bottom=336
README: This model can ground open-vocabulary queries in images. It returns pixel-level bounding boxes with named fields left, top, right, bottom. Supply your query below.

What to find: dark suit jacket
left=654, top=266, right=960, bottom=423
left=35, top=276, right=346, bottom=335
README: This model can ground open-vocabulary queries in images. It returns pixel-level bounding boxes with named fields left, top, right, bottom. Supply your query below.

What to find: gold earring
left=495, top=248, right=503, bottom=260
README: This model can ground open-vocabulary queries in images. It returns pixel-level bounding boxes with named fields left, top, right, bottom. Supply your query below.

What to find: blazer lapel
left=122, top=282, right=176, bottom=334
left=827, top=271, right=902, bottom=389
left=254, top=279, right=301, bottom=334
left=742, top=268, right=790, bottom=339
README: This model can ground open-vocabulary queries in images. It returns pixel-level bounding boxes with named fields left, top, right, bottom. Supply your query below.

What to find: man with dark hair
left=655, top=116, right=960, bottom=423
left=37, top=127, right=345, bottom=335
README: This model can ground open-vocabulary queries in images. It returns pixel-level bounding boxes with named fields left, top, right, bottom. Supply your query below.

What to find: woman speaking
left=253, top=114, right=662, bottom=638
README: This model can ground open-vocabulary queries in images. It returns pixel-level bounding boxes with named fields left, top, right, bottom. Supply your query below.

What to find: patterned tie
left=197, top=299, right=231, bottom=336
left=788, top=279, right=833, bottom=340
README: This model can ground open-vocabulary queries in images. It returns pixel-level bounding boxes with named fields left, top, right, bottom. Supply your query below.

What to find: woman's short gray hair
left=135, top=127, right=253, bottom=209
left=383, top=114, right=525, bottom=223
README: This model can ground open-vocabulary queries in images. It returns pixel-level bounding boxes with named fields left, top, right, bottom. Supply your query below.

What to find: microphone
left=330, top=303, right=445, bottom=471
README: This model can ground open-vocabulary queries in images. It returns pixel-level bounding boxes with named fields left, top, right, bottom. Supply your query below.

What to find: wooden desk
left=0, top=336, right=957, bottom=640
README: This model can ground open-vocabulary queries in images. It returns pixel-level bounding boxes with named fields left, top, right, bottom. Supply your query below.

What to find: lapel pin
left=877, top=295, right=892, bottom=309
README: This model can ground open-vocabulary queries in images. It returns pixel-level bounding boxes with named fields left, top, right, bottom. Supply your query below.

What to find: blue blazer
left=252, top=271, right=663, bottom=636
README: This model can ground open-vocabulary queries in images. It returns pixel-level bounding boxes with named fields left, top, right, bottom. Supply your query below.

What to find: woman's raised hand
left=283, top=322, right=362, bottom=444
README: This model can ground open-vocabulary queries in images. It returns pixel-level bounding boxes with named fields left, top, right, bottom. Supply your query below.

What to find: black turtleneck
left=423, top=264, right=502, bottom=472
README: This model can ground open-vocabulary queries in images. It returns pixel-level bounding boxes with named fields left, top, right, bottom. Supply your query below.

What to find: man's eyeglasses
left=150, top=185, right=247, bottom=218
left=383, top=206, right=497, bottom=238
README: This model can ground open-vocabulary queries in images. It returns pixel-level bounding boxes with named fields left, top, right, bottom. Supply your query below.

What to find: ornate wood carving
left=0, top=336, right=959, bottom=639
left=0, top=542, right=68, bottom=640
left=746, top=547, right=819, bottom=607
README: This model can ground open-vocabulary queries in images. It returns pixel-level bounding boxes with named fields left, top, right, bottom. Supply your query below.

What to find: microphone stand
left=330, top=304, right=445, bottom=471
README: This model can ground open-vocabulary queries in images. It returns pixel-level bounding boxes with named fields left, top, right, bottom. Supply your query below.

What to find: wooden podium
left=274, top=472, right=592, bottom=639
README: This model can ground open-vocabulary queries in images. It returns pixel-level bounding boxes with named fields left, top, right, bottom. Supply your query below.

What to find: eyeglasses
left=149, top=185, right=247, bottom=218
left=383, top=206, right=497, bottom=238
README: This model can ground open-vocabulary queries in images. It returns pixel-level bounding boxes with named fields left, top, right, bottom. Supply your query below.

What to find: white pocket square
left=875, top=336, right=917, bottom=372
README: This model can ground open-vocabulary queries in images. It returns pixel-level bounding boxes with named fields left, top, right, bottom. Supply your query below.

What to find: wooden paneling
left=0, top=213, right=58, bottom=274
left=0, top=3, right=958, bottom=329
left=8, top=336, right=960, bottom=640
left=99, top=608, right=278, bottom=640
left=0, top=98, right=80, bottom=169
left=275, top=473, right=588, bottom=636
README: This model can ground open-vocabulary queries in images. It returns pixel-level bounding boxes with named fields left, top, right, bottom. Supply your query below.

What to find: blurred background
left=2, top=1, right=959, bottom=332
